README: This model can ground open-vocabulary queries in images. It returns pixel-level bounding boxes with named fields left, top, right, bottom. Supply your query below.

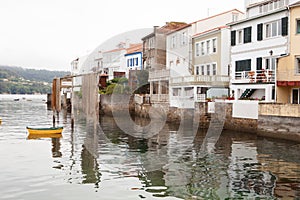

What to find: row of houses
left=71, top=0, right=300, bottom=110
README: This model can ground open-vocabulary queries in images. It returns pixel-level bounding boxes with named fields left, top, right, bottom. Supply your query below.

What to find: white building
left=229, top=0, right=291, bottom=102
left=167, top=9, right=244, bottom=108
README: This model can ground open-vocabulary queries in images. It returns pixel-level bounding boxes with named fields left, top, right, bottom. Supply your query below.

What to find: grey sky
left=0, top=0, right=245, bottom=71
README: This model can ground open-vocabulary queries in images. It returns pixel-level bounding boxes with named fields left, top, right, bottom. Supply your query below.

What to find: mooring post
left=53, top=111, right=55, bottom=127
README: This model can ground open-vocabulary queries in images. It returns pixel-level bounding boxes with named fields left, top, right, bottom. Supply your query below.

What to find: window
left=297, top=19, right=300, bottom=34
left=265, top=20, right=282, bottom=38
left=274, top=0, right=278, bottom=9
left=231, top=30, right=236, bottom=46
left=195, top=43, right=200, bottom=56
left=243, top=26, right=252, bottom=43
left=173, top=88, right=181, bottom=96
left=232, top=13, right=238, bottom=22
left=201, top=42, right=205, bottom=55
left=206, top=40, right=210, bottom=54
left=212, top=63, right=217, bottom=75
left=212, top=39, right=217, bottom=53
left=181, top=32, right=187, bottom=45
left=238, top=30, right=243, bottom=44
left=135, top=58, right=139, bottom=66
left=257, top=57, right=262, bottom=70
left=282, top=17, right=288, bottom=36
left=296, top=57, right=300, bottom=74
left=201, top=65, right=205, bottom=75
left=207, top=64, right=211, bottom=75
left=265, top=57, right=276, bottom=70
left=196, top=66, right=200, bottom=75
left=266, top=24, right=271, bottom=38
left=235, top=59, right=251, bottom=72
left=171, top=35, right=176, bottom=48
left=257, top=23, right=263, bottom=41
left=184, top=87, right=194, bottom=97
left=292, top=89, right=300, bottom=104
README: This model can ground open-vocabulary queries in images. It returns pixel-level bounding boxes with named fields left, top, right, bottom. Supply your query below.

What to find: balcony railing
left=150, top=94, right=169, bottom=102
left=170, top=75, right=230, bottom=85
left=233, top=70, right=275, bottom=84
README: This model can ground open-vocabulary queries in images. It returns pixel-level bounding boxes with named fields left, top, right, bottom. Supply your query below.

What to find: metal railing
left=170, top=75, right=230, bottom=84
left=233, top=69, right=275, bottom=83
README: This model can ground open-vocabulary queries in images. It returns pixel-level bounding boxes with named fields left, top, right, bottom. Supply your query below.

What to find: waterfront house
left=142, top=22, right=187, bottom=106
left=125, top=43, right=143, bottom=90
left=167, top=10, right=244, bottom=109
left=229, top=0, right=292, bottom=102
left=276, top=1, right=300, bottom=104
left=102, top=42, right=128, bottom=80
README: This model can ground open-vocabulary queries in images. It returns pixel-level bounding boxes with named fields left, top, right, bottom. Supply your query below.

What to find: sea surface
left=0, top=94, right=300, bottom=199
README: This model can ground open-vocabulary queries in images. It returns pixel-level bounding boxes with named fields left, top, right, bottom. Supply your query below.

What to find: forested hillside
left=0, top=66, right=70, bottom=94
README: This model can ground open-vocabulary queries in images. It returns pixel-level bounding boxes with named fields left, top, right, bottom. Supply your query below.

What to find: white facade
left=102, top=49, right=127, bottom=80
left=167, top=10, right=244, bottom=109
left=230, top=1, right=289, bottom=102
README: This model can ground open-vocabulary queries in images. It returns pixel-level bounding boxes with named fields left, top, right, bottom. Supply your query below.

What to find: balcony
left=170, top=75, right=230, bottom=86
left=232, top=70, right=275, bottom=84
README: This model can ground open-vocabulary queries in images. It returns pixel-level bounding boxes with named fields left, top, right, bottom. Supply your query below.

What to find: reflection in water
left=2, top=95, right=300, bottom=199
left=51, top=138, right=62, bottom=158
left=81, top=145, right=101, bottom=187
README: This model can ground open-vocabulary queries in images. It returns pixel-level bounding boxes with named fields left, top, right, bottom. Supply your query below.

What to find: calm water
left=1, top=94, right=300, bottom=200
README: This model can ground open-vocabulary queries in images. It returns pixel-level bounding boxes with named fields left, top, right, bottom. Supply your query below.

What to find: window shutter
left=256, top=57, right=262, bottom=70
left=257, top=23, right=263, bottom=41
left=244, top=27, right=252, bottom=43
left=231, top=30, right=236, bottom=46
left=282, top=17, right=288, bottom=36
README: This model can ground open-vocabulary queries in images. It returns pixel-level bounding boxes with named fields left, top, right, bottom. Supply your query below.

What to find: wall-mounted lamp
left=269, top=50, right=273, bottom=56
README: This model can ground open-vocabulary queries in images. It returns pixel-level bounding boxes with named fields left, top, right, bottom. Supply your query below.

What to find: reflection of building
left=229, top=0, right=291, bottom=102
left=81, top=145, right=101, bottom=186
left=277, top=1, right=300, bottom=104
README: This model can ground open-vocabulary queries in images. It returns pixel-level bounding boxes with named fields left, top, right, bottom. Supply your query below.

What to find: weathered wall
left=258, top=103, right=300, bottom=142
left=100, top=94, right=135, bottom=116
left=258, top=115, right=300, bottom=142
left=223, top=103, right=258, bottom=133
left=259, top=103, right=300, bottom=117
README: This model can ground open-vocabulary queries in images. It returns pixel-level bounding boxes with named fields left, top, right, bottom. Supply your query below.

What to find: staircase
left=240, top=89, right=256, bottom=99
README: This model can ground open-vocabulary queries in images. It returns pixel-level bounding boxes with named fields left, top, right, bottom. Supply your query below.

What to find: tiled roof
left=126, top=43, right=142, bottom=54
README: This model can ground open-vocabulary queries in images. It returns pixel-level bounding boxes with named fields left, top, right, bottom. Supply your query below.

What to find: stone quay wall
left=99, top=94, right=300, bottom=142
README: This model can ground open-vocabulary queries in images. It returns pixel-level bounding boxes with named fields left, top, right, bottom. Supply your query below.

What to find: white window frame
left=201, top=65, right=205, bottom=75
left=181, top=31, right=187, bottom=46
left=212, top=63, right=217, bottom=75
left=212, top=38, right=217, bottom=53
left=206, top=64, right=211, bottom=76
left=195, top=43, right=200, bottom=56
left=201, top=42, right=205, bottom=55
left=206, top=40, right=210, bottom=55
left=237, top=29, right=243, bottom=44
left=265, top=20, right=281, bottom=39
left=171, top=35, right=176, bottom=49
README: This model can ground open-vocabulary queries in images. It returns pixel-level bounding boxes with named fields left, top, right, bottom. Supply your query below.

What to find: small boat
left=14, top=98, right=20, bottom=101
left=27, top=133, right=62, bottom=139
left=26, top=126, right=63, bottom=135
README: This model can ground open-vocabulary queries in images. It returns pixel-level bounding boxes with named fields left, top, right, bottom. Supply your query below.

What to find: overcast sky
left=0, top=0, right=245, bottom=71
